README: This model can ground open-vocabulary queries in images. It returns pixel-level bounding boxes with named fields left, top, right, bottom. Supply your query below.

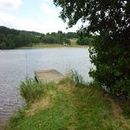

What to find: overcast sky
left=0, top=0, right=80, bottom=33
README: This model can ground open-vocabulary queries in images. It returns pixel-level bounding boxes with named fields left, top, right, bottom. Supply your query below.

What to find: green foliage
left=0, top=26, right=41, bottom=49
left=65, top=32, right=78, bottom=39
left=89, top=36, right=130, bottom=97
left=20, top=79, right=46, bottom=104
left=54, top=0, right=130, bottom=97
left=77, top=36, right=94, bottom=45
left=0, top=26, right=76, bottom=49
left=41, top=31, right=71, bottom=44
left=9, top=109, right=25, bottom=129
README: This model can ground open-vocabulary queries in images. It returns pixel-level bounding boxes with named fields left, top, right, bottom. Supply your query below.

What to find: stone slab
left=34, top=69, right=64, bottom=83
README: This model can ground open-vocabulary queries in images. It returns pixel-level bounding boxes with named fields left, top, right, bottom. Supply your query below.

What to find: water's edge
left=0, top=48, right=92, bottom=126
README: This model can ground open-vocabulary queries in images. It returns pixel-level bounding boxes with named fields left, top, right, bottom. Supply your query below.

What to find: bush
left=89, top=35, right=130, bottom=98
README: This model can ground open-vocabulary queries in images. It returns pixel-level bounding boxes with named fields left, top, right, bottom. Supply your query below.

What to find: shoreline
left=18, top=44, right=89, bottom=49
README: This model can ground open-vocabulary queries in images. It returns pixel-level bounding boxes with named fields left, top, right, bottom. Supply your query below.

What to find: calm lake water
left=0, top=48, right=92, bottom=125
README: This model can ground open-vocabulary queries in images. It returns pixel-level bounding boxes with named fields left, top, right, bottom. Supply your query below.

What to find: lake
left=0, top=48, right=92, bottom=125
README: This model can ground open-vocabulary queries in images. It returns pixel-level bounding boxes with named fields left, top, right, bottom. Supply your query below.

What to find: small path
left=107, top=97, right=122, bottom=118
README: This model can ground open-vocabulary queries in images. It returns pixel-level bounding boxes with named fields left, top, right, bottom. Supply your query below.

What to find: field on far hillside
left=19, top=39, right=89, bottom=49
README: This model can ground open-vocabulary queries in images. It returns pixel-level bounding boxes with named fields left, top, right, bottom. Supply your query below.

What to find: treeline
left=0, top=26, right=41, bottom=49
left=0, top=26, right=77, bottom=49
left=76, top=36, right=95, bottom=45
left=41, top=31, right=77, bottom=44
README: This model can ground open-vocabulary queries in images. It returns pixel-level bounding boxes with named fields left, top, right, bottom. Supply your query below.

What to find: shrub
left=89, top=36, right=130, bottom=98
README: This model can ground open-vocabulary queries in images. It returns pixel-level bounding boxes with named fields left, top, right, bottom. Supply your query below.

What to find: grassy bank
left=7, top=77, right=130, bottom=130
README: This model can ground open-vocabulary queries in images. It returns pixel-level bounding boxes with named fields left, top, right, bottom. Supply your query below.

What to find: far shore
left=18, top=43, right=89, bottom=49
left=19, top=39, right=89, bottom=49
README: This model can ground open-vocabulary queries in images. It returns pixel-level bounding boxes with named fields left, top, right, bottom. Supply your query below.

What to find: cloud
left=12, top=17, right=67, bottom=33
left=0, top=0, right=22, bottom=10
left=40, top=0, right=61, bottom=17
left=0, top=11, right=64, bottom=33
left=0, top=11, right=16, bottom=27
left=0, top=0, right=79, bottom=33
left=39, top=0, right=80, bottom=32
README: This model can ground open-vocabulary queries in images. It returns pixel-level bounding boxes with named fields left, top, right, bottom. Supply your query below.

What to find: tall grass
left=20, top=79, right=51, bottom=104
left=70, top=70, right=86, bottom=87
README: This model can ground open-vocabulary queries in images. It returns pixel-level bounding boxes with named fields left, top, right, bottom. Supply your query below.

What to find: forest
left=0, top=26, right=78, bottom=49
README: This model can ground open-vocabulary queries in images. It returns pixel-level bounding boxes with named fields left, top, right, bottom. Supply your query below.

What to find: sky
left=0, top=0, right=80, bottom=33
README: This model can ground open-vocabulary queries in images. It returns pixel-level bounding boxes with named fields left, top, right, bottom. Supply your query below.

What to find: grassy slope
left=8, top=79, right=130, bottom=130
left=19, top=39, right=88, bottom=49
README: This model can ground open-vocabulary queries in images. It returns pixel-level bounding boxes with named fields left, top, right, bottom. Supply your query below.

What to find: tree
left=77, top=36, right=93, bottom=45
left=54, top=0, right=130, bottom=97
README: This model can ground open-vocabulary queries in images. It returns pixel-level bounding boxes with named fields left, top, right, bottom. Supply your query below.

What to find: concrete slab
left=34, top=69, right=65, bottom=83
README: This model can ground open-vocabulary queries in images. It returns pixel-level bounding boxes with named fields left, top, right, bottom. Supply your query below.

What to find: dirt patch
left=26, top=87, right=57, bottom=117
left=107, top=97, right=122, bottom=118
left=0, top=119, right=7, bottom=130
left=58, top=84, right=75, bottom=94
left=26, top=97, right=51, bottom=116
left=107, top=97, right=130, bottom=129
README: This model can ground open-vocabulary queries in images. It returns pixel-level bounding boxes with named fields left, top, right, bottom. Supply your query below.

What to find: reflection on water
left=0, top=48, right=92, bottom=125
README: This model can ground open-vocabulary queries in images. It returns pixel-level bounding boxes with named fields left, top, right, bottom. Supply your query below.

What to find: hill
left=0, top=26, right=42, bottom=49
left=0, top=26, right=77, bottom=49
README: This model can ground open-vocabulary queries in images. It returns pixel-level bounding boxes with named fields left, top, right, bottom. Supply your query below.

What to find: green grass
left=7, top=77, right=130, bottom=130
left=20, top=79, right=55, bottom=104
